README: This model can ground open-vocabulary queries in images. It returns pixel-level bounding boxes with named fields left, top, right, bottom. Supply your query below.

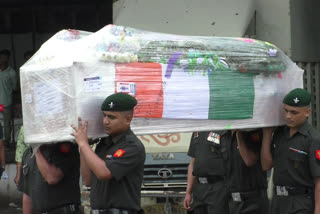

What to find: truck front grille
left=142, top=164, right=188, bottom=190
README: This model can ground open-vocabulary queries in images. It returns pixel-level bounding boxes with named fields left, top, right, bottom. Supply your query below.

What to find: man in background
left=14, top=51, right=34, bottom=185
left=0, top=49, right=17, bottom=146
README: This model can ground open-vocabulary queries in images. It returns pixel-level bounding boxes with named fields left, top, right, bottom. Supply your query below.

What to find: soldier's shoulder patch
left=316, top=150, right=320, bottom=160
left=113, top=149, right=126, bottom=157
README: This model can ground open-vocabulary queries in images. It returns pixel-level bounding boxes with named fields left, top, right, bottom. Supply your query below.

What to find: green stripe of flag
left=208, top=70, right=255, bottom=119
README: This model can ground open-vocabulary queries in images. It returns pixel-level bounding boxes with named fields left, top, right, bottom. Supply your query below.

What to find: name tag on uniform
left=207, top=132, right=220, bottom=144
left=276, top=186, right=289, bottom=196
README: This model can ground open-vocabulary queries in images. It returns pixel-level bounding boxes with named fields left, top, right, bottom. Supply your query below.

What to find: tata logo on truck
left=157, top=168, right=173, bottom=179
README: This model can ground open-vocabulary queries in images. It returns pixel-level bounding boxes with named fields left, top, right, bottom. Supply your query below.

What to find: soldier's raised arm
left=260, top=127, right=273, bottom=171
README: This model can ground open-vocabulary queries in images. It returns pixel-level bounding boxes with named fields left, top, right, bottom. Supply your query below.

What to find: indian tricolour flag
left=115, top=62, right=255, bottom=120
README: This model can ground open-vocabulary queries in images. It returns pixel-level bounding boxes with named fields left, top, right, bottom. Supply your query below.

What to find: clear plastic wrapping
left=20, top=25, right=303, bottom=144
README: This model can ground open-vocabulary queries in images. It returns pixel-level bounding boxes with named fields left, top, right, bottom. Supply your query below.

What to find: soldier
left=227, top=129, right=269, bottom=214
left=261, top=88, right=320, bottom=213
left=183, top=131, right=229, bottom=214
left=71, top=93, right=146, bottom=214
left=18, top=142, right=81, bottom=214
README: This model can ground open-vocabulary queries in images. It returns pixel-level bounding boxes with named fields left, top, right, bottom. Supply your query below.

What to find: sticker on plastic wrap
left=116, top=82, right=136, bottom=96
left=83, top=77, right=103, bottom=92
left=34, top=80, right=63, bottom=116
left=268, top=49, right=277, bottom=57
left=24, top=94, right=33, bottom=104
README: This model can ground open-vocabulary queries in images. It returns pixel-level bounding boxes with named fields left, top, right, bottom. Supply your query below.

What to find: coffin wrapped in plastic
left=20, top=25, right=303, bottom=144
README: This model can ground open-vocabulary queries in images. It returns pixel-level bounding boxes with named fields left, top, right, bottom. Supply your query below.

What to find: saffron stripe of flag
left=115, top=63, right=163, bottom=118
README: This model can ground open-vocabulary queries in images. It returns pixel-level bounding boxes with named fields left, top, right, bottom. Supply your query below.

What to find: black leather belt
left=197, top=176, right=225, bottom=184
left=36, top=204, right=79, bottom=214
left=91, top=208, right=139, bottom=214
left=275, top=186, right=313, bottom=196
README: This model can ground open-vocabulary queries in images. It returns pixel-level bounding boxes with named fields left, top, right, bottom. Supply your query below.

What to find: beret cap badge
left=108, top=102, right=115, bottom=109
left=293, top=97, right=299, bottom=104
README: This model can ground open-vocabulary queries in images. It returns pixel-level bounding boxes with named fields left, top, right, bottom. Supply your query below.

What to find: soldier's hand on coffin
left=71, top=117, right=89, bottom=147
left=262, top=127, right=273, bottom=136
left=262, top=127, right=273, bottom=145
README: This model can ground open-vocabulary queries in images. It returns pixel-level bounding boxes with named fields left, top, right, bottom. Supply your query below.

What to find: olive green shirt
left=0, top=66, right=17, bottom=107
left=90, top=128, right=145, bottom=210
left=188, top=131, right=228, bottom=177
left=15, top=126, right=28, bottom=162
left=272, top=122, right=320, bottom=188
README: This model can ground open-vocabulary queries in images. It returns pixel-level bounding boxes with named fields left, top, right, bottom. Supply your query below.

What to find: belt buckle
left=231, top=192, right=242, bottom=202
left=91, top=210, right=100, bottom=214
left=198, top=177, right=208, bottom=184
left=109, top=208, right=123, bottom=214
left=69, top=204, right=76, bottom=212
left=276, top=186, right=289, bottom=196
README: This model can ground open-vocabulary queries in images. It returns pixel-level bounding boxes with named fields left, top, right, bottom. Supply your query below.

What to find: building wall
left=255, top=0, right=291, bottom=56
left=290, top=0, right=320, bottom=62
left=114, top=0, right=255, bottom=37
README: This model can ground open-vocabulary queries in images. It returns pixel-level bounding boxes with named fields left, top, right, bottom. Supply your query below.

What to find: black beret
left=101, top=93, right=137, bottom=111
left=283, top=88, right=311, bottom=107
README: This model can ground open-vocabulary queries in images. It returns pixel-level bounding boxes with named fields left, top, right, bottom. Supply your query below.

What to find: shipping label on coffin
left=84, top=76, right=103, bottom=92
left=117, top=82, right=136, bottom=96
left=34, top=80, right=64, bottom=116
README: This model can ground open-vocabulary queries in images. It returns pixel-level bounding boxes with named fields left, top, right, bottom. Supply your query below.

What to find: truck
left=138, top=133, right=192, bottom=214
